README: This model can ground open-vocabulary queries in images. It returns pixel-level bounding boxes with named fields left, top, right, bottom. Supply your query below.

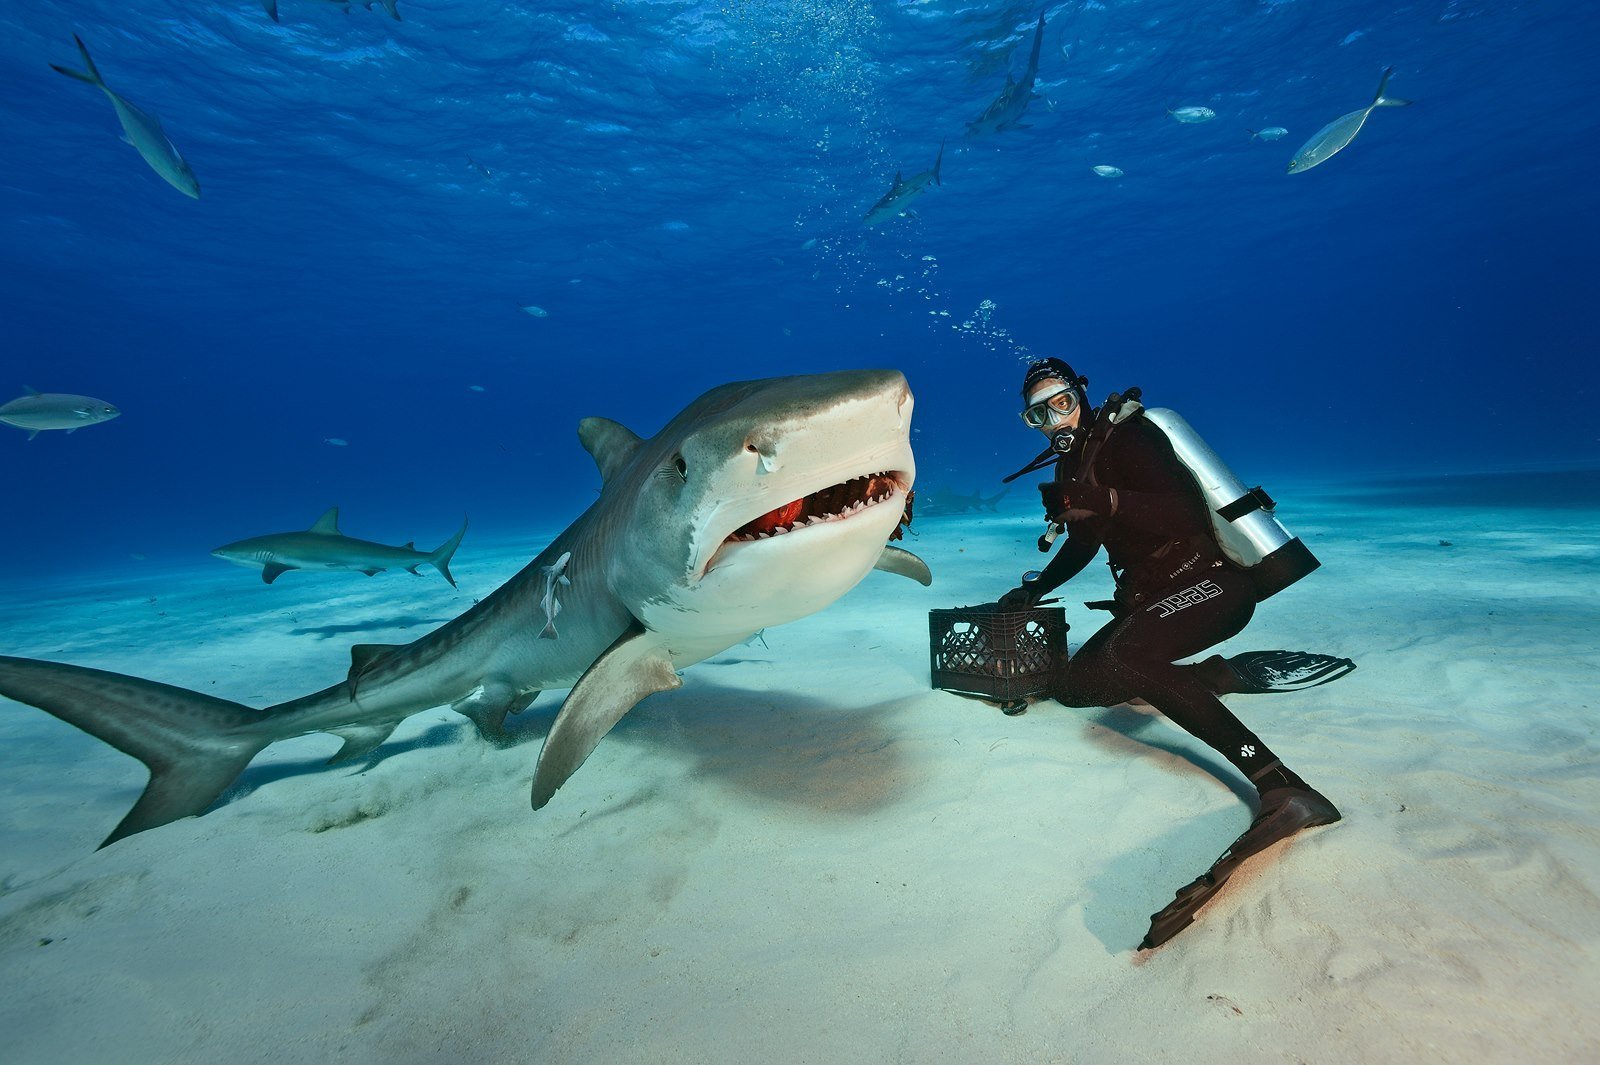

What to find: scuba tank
left=1139, top=407, right=1320, bottom=602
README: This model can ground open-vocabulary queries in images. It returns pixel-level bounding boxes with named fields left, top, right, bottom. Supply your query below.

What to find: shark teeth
left=725, top=471, right=904, bottom=544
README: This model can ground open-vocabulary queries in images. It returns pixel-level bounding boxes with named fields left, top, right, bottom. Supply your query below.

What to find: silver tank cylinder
left=1140, top=408, right=1319, bottom=601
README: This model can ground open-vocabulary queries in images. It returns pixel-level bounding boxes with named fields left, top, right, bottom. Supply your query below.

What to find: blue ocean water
left=2, top=0, right=1596, bottom=575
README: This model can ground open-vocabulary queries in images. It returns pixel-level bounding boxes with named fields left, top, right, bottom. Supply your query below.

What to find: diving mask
left=1020, top=386, right=1080, bottom=428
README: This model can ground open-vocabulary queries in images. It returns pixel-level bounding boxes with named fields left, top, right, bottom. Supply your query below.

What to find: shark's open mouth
left=725, top=472, right=905, bottom=543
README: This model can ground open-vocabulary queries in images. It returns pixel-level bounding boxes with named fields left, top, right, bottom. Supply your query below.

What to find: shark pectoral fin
left=346, top=643, right=402, bottom=698
left=577, top=417, right=643, bottom=484
left=452, top=678, right=538, bottom=745
left=261, top=563, right=293, bottom=584
left=874, top=545, right=932, bottom=586
left=531, top=622, right=680, bottom=810
left=326, top=721, right=400, bottom=763
left=362, top=569, right=381, bottom=577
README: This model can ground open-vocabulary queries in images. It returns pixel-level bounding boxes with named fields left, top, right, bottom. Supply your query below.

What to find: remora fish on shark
left=211, top=507, right=468, bottom=586
left=863, top=140, right=944, bottom=227
left=50, top=35, right=200, bottom=200
left=0, top=370, right=929, bottom=847
left=0, top=387, right=120, bottom=440
left=967, top=13, right=1046, bottom=137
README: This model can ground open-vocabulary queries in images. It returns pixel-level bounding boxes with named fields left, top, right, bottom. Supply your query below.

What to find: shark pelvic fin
left=309, top=507, right=341, bottom=535
left=347, top=643, right=402, bottom=698
left=531, top=620, right=680, bottom=810
left=577, top=417, right=643, bottom=484
left=452, top=677, right=539, bottom=745
left=0, top=656, right=270, bottom=847
left=874, top=545, right=932, bottom=586
left=327, top=721, right=400, bottom=763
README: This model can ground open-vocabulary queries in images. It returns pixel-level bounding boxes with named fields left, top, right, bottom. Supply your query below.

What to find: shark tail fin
left=378, top=0, right=401, bottom=19
left=1247, top=128, right=1259, bottom=140
left=429, top=516, right=468, bottom=587
left=0, top=656, right=272, bottom=847
left=933, top=138, right=945, bottom=187
left=261, top=0, right=280, bottom=21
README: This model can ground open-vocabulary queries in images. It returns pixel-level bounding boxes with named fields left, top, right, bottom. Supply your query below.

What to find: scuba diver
left=996, top=357, right=1354, bottom=949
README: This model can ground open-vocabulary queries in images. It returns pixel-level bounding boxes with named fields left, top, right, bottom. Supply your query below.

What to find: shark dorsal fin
left=346, top=643, right=403, bottom=698
left=309, top=507, right=341, bottom=535
left=577, top=417, right=643, bottom=484
left=402, top=541, right=415, bottom=550
left=24, top=385, right=39, bottom=396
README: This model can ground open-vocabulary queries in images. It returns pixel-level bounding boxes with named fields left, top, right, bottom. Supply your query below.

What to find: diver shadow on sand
left=289, top=614, right=453, bottom=639
left=1065, top=702, right=1262, bottom=950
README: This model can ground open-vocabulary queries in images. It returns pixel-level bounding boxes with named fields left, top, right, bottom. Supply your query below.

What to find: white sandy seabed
left=1, top=485, right=1597, bottom=1065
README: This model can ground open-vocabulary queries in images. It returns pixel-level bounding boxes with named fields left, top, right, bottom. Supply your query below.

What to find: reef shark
left=0, top=370, right=928, bottom=847
left=0, top=387, right=120, bottom=440
left=863, top=140, right=944, bottom=227
left=966, top=13, right=1046, bottom=137
left=918, top=486, right=1009, bottom=514
left=50, top=35, right=200, bottom=200
left=261, top=0, right=401, bottom=22
left=211, top=507, right=468, bottom=586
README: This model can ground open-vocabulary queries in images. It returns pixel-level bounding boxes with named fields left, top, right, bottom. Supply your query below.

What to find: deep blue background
left=2, top=0, right=1596, bottom=575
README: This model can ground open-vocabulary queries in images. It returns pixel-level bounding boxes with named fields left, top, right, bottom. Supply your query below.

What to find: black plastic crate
left=929, top=606, right=1068, bottom=710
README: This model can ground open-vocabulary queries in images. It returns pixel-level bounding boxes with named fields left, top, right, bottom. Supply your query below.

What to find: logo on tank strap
left=1144, top=579, right=1224, bottom=618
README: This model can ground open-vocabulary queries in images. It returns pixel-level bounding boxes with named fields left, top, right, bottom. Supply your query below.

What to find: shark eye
left=673, top=454, right=688, bottom=481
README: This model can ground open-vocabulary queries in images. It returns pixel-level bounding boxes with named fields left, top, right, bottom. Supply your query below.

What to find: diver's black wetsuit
left=1032, top=411, right=1288, bottom=784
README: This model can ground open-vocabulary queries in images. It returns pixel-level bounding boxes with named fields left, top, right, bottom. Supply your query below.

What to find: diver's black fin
left=1140, top=788, right=1341, bottom=949
left=1214, top=650, right=1356, bottom=695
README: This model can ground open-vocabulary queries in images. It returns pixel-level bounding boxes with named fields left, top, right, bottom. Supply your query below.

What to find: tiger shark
left=0, top=370, right=927, bottom=847
left=966, top=13, right=1046, bottom=138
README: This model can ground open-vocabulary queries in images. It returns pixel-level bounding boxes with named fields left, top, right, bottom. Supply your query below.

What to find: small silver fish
left=0, top=387, right=119, bottom=440
left=1168, top=106, right=1216, bottom=124
left=50, top=35, right=200, bottom=199
left=323, top=437, right=348, bottom=447
left=539, top=551, right=572, bottom=639
left=1247, top=126, right=1288, bottom=141
left=1091, top=165, right=1124, bottom=178
left=521, top=304, right=549, bottom=317
left=1288, top=67, right=1410, bottom=174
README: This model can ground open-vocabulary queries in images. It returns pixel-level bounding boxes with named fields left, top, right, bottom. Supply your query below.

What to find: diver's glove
left=997, top=585, right=1039, bottom=611
left=1040, top=480, right=1114, bottom=522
